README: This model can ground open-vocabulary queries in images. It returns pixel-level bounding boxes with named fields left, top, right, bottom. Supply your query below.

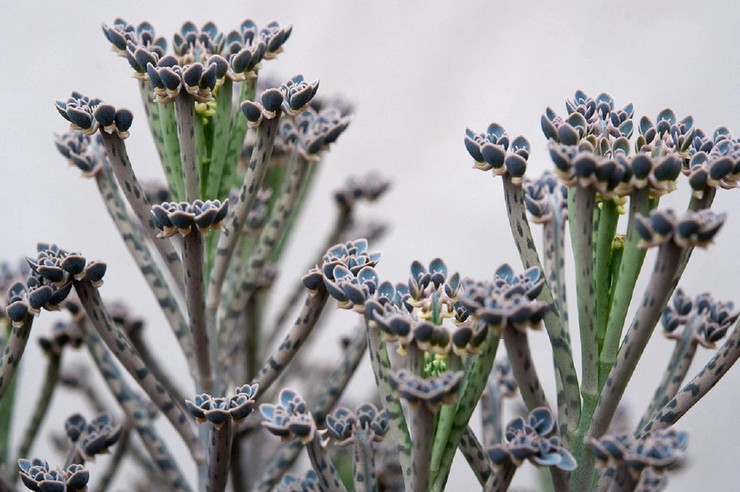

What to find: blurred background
left=1, top=1, right=738, bottom=489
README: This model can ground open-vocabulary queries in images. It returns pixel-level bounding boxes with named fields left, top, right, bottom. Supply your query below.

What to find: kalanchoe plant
left=1, top=12, right=738, bottom=492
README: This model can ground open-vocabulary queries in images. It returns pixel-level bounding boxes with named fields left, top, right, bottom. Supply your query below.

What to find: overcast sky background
left=1, top=1, right=739, bottom=490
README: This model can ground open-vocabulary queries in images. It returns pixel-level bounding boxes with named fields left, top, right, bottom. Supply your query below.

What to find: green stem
left=137, top=80, right=172, bottom=197
left=578, top=242, right=682, bottom=490
left=159, top=101, right=185, bottom=201
left=594, top=200, right=619, bottom=353
left=599, top=189, right=650, bottom=390
left=431, top=332, right=499, bottom=491
left=221, top=79, right=256, bottom=195
left=175, top=93, right=201, bottom=201
left=0, top=319, right=21, bottom=464
left=206, top=114, right=280, bottom=317
left=206, top=78, right=234, bottom=200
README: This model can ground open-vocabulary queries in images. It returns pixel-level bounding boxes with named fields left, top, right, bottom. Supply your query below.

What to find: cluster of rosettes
left=458, top=264, right=548, bottom=333
left=5, top=244, right=106, bottom=326
left=487, top=407, right=576, bottom=471
left=548, top=142, right=682, bottom=198
left=635, top=109, right=695, bottom=157
left=364, top=262, right=491, bottom=356
left=150, top=199, right=229, bottom=237
left=38, top=320, right=84, bottom=356
left=64, top=413, right=122, bottom=461
left=590, top=428, right=688, bottom=483
left=685, top=127, right=740, bottom=198
left=333, top=172, right=391, bottom=209
left=54, top=132, right=106, bottom=177
left=661, top=288, right=738, bottom=349
left=389, top=369, right=463, bottom=411
left=302, top=239, right=381, bottom=310
left=522, top=170, right=568, bottom=224
left=0, top=260, right=28, bottom=322
left=275, top=106, right=352, bottom=160
left=241, top=75, right=320, bottom=125
left=634, top=208, right=726, bottom=248
left=18, top=459, right=89, bottom=492
left=276, top=470, right=321, bottom=492
left=325, top=402, right=390, bottom=446
left=185, top=383, right=259, bottom=429
left=542, top=91, right=634, bottom=147
left=464, top=123, right=531, bottom=183
left=260, top=388, right=317, bottom=444
left=103, top=18, right=290, bottom=82
left=55, top=93, right=133, bottom=139
left=146, top=54, right=228, bottom=104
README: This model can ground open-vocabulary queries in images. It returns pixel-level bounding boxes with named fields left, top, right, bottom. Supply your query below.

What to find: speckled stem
left=73, top=279, right=201, bottom=461
left=409, top=403, right=435, bottom=492
left=503, top=327, right=550, bottom=410
left=600, top=189, right=650, bottom=390
left=307, top=434, right=346, bottom=492
left=352, top=429, right=377, bottom=492
left=636, top=323, right=696, bottom=432
left=364, top=319, right=413, bottom=488
left=137, top=80, right=172, bottom=197
left=270, top=204, right=353, bottom=334
left=175, top=93, right=201, bottom=201
left=128, top=329, right=188, bottom=412
left=205, top=78, right=234, bottom=200
left=0, top=315, right=33, bottom=399
left=431, top=331, right=499, bottom=491
left=638, top=318, right=740, bottom=437
left=570, top=185, right=598, bottom=396
left=483, top=462, right=516, bottom=492
left=605, top=465, right=636, bottom=492
left=501, top=176, right=581, bottom=432
left=98, top=132, right=184, bottom=286
left=458, top=426, right=492, bottom=486
left=158, top=101, right=186, bottom=201
left=224, top=149, right=307, bottom=335
left=249, top=288, right=329, bottom=397
left=207, top=114, right=280, bottom=313
left=0, top=321, right=16, bottom=466
left=207, top=420, right=232, bottom=492
left=94, top=164, right=195, bottom=376
left=182, top=231, right=213, bottom=394
left=16, top=350, right=61, bottom=461
left=578, top=243, right=682, bottom=491
left=95, top=424, right=131, bottom=491
left=253, top=325, right=367, bottom=492
left=220, top=78, right=257, bottom=195
left=481, top=380, right=504, bottom=448
left=81, top=324, right=192, bottom=492
left=542, top=212, right=569, bottom=335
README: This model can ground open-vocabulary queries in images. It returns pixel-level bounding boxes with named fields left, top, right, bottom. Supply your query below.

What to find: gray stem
left=207, top=420, right=233, bottom=492
left=307, top=434, right=346, bottom=492
left=502, top=327, right=550, bottom=411
left=175, top=93, right=201, bottom=201
left=98, top=132, right=184, bottom=288
left=0, top=315, right=33, bottom=399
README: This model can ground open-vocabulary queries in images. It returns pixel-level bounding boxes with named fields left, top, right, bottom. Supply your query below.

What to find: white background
left=1, top=1, right=738, bottom=490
